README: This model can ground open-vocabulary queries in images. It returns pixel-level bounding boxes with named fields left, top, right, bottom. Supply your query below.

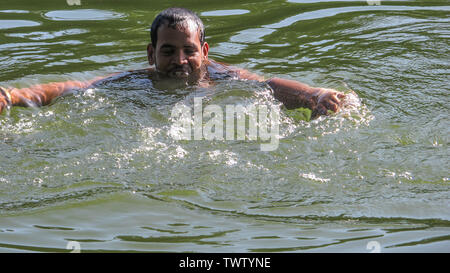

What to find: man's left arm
left=230, top=65, right=345, bottom=117
left=265, top=77, right=345, bottom=117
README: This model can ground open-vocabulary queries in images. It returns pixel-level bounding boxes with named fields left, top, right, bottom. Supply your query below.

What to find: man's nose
left=173, top=50, right=188, bottom=65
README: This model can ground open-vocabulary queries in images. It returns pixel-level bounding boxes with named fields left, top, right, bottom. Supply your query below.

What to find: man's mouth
left=169, top=67, right=190, bottom=78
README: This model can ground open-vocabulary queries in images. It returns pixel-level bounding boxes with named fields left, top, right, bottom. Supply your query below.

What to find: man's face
left=147, top=23, right=209, bottom=84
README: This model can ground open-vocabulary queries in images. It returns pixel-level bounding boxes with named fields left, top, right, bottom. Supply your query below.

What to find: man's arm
left=222, top=62, right=346, bottom=117
left=266, top=77, right=345, bottom=117
left=0, top=82, right=79, bottom=114
left=0, top=75, right=114, bottom=114
left=0, top=87, right=12, bottom=114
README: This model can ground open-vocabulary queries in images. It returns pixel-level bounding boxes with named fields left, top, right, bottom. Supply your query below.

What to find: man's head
left=147, top=8, right=209, bottom=83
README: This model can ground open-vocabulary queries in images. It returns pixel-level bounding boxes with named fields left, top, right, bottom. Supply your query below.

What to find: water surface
left=0, top=0, right=449, bottom=252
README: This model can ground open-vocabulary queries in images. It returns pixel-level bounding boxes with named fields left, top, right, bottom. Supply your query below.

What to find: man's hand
left=0, top=98, right=6, bottom=114
left=313, top=88, right=346, bottom=117
left=0, top=87, right=12, bottom=114
left=266, top=77, right=346, bottom=118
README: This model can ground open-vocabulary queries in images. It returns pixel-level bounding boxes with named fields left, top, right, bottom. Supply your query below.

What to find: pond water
left=0, top=0, right=449, bottom=252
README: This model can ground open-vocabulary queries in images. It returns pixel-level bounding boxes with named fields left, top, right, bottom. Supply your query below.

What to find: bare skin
left=0, top=23, right=345, bottom=117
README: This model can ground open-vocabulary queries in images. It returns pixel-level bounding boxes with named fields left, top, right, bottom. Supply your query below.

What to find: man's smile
left=167, top=65, right=192, bottom=79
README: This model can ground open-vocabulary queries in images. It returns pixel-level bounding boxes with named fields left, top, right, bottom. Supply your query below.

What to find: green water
left=0, top=0, right=449, bottom=253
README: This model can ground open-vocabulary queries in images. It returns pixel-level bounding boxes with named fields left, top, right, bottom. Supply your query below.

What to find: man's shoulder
left=207, top=59, right=264, bottom=82
left=90, top=68, right=156, bottom=87
left=206, top=59, right=239, bottom=80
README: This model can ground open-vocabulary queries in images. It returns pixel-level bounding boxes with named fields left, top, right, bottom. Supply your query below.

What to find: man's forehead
left=159, top=20, right=199, bottom=35
left=157, top=23, right=201, bottom=45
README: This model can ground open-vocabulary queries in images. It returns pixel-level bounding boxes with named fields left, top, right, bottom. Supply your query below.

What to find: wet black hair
left=150, top=7, right=205, bottom=47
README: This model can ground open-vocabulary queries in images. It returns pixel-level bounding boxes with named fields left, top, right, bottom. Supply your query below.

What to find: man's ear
left=147, top=43, right=155, bottom=65
left=202, top=42, right=209, bottom=60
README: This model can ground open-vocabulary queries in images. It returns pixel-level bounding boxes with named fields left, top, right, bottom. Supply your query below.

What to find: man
left=0, top=8, right=345, bottom=117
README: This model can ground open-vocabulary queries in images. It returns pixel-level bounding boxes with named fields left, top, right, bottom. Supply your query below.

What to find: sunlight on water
left=0, top=0, right=449, bottom=253
left=43, top=9, right=125, bottom=21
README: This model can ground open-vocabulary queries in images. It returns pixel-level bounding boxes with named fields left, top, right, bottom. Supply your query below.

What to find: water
left=0, top=0, right=449, bottom=253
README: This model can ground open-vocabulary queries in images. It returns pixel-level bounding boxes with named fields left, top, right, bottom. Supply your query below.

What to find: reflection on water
left=201, top=9, right=250, bottom=17
left=0, top=20, right=40, bottom=30
left=44, top=9, right=124, bottom=21
left=0, top=0, right=449, bottom=252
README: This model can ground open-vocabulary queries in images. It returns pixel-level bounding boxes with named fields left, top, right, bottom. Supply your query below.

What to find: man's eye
left=184, top=49, right=196, bottom=55
left=161, top=50, right=173, bottom=56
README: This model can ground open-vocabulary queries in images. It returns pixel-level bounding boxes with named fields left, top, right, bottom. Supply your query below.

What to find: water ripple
left=0, top=20, right=40, bottom=29
left=1, top=0, right=449, bottom=252
left=43, top=9, right=125, bottom=21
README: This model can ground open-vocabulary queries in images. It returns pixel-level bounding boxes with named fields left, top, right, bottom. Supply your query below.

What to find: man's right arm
left=0, top=74, right=115, bottom=114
